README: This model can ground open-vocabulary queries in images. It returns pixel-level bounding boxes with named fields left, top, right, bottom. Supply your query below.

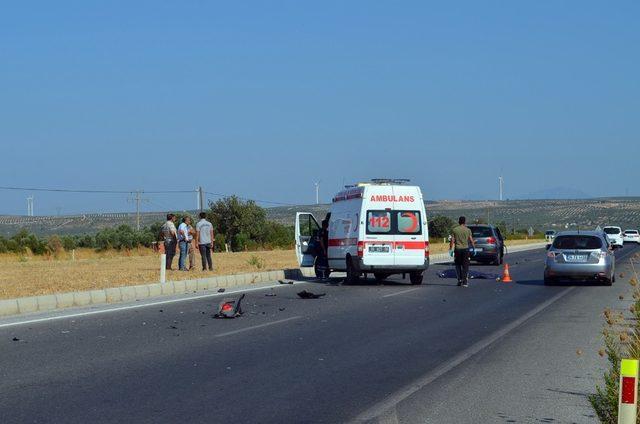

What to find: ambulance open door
left=295, top=212, right=320, bottom=267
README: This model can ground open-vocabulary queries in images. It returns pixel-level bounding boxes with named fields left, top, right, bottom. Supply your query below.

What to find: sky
left=1, top=1, right=638, bottom=215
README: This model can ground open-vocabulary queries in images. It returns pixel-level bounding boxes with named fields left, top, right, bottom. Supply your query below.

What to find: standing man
left=196, top=212, right=214, bottom=271
left=187, top=222, right=197, bottom=270
left=161, top=214, right=178, bottom=270
left=178, top=216, right=191, bottom=271
left=449, top=216, right=476, bottom=287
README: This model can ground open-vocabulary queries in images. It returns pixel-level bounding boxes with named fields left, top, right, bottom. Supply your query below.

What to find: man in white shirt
left=177, top=216, right=191, bottom=271
left=196, top=212, right=215, bottom=271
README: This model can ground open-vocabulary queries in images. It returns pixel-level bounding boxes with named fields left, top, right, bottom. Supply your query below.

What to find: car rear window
left=625, top=230, right=638, bottom=235
left=604, top=227, right=621, bottom=235
left=553, top=235, right=603, bottom=250
left=545, top=231, right=555, bottom=236
left=469, top=226, right=493, bottom=238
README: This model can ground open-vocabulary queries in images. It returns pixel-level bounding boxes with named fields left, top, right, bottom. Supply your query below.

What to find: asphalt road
left=1, top=245, right=638, bottom=424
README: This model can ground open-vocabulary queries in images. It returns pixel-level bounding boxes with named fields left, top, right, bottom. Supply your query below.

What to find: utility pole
left=26, top=196, right=34, bottom=216
left=499, top=176, right=504, bottom=201
left=315, top=181, right=321, bottom=205
left=128, top=190, right=149, bottom=231
left=198, top=186, right=204, bottom=212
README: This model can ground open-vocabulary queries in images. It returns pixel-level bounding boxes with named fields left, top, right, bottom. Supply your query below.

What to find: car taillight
left=486, top=237, right=496, bottom=244
left=591, top=251, right=607, bottom=260
left=547, top=251, right=558, bottom=259
left=357, top=241, right=364, bottom=257
left=425, top=241, right=430, bottom=257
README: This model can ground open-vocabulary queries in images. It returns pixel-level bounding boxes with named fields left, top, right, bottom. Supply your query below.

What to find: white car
left=623, top=229, right=640, bottom=244
left=603, top=226, right=624, bottom=247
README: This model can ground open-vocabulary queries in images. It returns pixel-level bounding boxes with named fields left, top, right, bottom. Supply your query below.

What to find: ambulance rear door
left=295, top=212, right=320, bottom=267
left=362, top=186, right=395, bottom=267
left=392, top=186, right=427, bottom=267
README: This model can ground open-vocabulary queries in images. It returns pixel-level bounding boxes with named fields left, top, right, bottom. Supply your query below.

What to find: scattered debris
left=278, top=279, right=294, bottom=285
left=159, top=309, right=164, bottom=313
left=61, top=330, right=71, bottom=334
left=214, top=294, right=246, bottom=318
left=297, top=290, right=326, bottom=299
left=576, top=349, right=583, bottom=356
left=168, top=325, right=178, bottom=330
left=437, top=269, right=500, bottom=280
left=218, top=288, right=226, bottom=293
left=598, top=349, right=606, bottom=357
left=265, top=290, right=277, bottom=297
left=12, top=337, right=20, bottom=342
left=279, top=307, right=286, bottom=311
left=619, top=295, right=625, bottom=300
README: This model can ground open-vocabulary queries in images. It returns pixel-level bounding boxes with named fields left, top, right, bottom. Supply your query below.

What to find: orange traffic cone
left=501, top=263, right=513, bottom=283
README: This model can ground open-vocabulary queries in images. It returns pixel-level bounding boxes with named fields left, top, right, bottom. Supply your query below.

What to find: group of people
left=160, top=212, right=215, bottom=271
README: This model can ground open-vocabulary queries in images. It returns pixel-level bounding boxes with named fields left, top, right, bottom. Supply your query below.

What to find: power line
left=0, top=186, right=193, bottom=194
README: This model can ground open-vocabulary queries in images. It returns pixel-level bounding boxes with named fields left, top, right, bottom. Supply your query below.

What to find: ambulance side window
left=367, top=211, right=391, bottom=234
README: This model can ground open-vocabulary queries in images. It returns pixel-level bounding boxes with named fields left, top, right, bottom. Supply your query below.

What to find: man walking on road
left=161, top=214, right=178, bottom=270
left=196, top=212, right=214, bottom=271
left=449, top=216, right=476, bottom=287
left=178, top=216, right=191, bottom=271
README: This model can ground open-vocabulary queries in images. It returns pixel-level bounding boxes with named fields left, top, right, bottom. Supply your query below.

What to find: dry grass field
left=0, top=239, right=543, bottom=300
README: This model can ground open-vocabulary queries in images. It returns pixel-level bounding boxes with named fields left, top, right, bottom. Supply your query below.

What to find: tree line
left=0, top=197, right=544, bottom=256
left=0, top=196, right=294, bottom=255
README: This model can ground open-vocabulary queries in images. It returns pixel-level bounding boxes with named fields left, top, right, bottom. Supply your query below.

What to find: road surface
left=1, top=245, right=637, bottom=423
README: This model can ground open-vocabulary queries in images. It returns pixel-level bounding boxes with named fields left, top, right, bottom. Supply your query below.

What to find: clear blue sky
left=1, top=1, right=638, bottom=215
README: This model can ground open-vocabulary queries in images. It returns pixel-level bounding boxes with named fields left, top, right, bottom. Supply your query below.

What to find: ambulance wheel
left=374, top=273, right=389, bottom=282
left=409, top=271, right=424, bottom=285
left=345, top=256, right=359, bottom=285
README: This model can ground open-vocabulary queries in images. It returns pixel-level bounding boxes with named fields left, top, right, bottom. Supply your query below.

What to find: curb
left=0, top=243, right=545, bottom=318
left=0, top=267, right=315, bottom=318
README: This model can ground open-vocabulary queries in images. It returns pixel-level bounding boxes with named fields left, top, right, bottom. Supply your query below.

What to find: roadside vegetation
left=0, top=196, right=294, bottom=256
left=590, top=252, right=640, bottom=422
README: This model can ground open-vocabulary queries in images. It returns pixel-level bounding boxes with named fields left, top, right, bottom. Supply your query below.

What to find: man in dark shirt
left=449, top=216, right=476, bottom=287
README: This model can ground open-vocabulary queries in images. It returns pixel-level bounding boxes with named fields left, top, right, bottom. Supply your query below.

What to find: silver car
left=544, top=231, right=615, bottom=285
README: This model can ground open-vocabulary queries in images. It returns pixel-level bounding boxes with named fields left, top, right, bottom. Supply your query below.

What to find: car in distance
left=623, top=229, right=640, bottom=244
left=603, top=226, right=624, bottom=247
left=544, top=231, right=615, bottom=285
left=545, top=230, right=556, bottom=242
left=467, top=224, right=505, bottom=265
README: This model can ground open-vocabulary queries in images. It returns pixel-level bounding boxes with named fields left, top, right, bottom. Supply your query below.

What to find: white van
left=295, top=179, right=429, bottom=284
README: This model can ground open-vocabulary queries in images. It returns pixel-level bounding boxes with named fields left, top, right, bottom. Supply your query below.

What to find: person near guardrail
left=196, top=212, right=214, bottom=271
left=161, top=214, right=178, bottom=270
left=178, top=216, right=191, bottom=271
left=449, top=216, right=476, bottom=288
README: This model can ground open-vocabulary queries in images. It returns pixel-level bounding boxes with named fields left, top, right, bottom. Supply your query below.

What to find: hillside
left=265, top=199, right=640, bottom=231
left=3, top=198, right=640, bottom=237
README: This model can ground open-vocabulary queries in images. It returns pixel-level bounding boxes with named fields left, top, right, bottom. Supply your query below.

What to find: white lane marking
left=382, top=288, right=421, bottom=298
left=0, top=282, right=305, bottom=329
left=352, top=286, right=576, bottom=423
left=215, top=316, right=303, bottom=338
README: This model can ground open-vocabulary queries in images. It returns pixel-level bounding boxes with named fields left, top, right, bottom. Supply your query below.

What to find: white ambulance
left=295, top=179, right=429, bottom=284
